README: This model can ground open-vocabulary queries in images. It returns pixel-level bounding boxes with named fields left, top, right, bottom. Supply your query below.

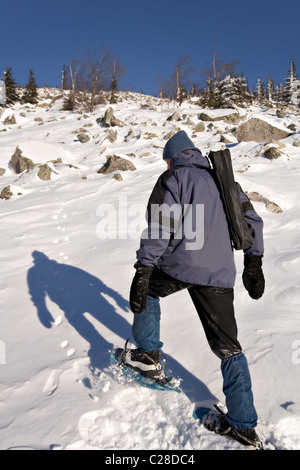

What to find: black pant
left=148, top=267, right=242, bottom=360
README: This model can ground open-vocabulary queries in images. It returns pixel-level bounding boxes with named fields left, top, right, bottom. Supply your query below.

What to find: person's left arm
left=236, top=183, right=265, bottom=299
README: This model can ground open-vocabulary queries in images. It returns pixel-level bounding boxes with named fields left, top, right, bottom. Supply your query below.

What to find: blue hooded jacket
left=136, top=133, right=264, bottom=288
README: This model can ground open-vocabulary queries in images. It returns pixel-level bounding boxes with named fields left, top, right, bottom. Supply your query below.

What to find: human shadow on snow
left=27, top=251, right=131, bottom=369
left=27, top=251, right=216, bottom=404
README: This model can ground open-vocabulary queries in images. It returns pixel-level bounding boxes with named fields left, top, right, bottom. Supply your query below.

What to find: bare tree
left=62, top=60, right=80, bottom=110
left=156, top=54, right=194, bottom=103
left=62, top=49, right=125, bottom=112
left=155, top=75, right=171, bottom=99
left=172, top=54, right=194, bottom=103
left=109, top=60, right=118, bottom=103
left=201, top=49, right=240, bottom=84
left=75, top=49, right=126, bottom=111
left=70, top=60, right=79, bottom=93
left=79, top=48, right=112, bottom=111
left=109, top=58, right=126, bottom=103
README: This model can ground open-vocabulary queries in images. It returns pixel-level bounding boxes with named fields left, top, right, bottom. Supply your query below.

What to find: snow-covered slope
left=0, top=90, right=299, bottom=450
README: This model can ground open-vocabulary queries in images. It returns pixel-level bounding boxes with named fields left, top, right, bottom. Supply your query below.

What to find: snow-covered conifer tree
left=22, top=69, right=38, bottom=104
left=0, top=79, right=6, bottom=105
left=3, top=67, right=19, bottom=103
left=266, top=73, right=274, bottom=102
left=283, top=58, right=298, bottom=104
left=256, top=77, right=264, bottom=103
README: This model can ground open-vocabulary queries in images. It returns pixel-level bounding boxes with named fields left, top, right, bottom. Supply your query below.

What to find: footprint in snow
left=42, top=369, right=62, bottom=395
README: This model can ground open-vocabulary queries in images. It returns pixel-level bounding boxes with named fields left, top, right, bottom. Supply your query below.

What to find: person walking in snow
left=124, top=130, right=265, bottom=447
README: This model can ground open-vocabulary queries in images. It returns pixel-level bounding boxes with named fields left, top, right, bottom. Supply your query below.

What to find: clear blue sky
left=1, top=0, right=299, bottom=96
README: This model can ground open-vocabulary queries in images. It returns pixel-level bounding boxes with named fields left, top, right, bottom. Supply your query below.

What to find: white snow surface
left=0, top=90, right=300, bottom=451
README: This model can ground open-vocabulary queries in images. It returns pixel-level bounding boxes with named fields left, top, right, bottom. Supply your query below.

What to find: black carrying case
left=208, top=149, right=254, bottom=250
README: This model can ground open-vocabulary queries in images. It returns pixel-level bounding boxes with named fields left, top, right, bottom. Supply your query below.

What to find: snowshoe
left=204, top=404, right=263, bottom=450
left=110, top=340, right=181, bottom=392
left=121, top=340, right=167, bottom=384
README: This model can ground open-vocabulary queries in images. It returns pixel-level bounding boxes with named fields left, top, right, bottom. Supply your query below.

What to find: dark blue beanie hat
left=163, top=130, right=195, bottom=160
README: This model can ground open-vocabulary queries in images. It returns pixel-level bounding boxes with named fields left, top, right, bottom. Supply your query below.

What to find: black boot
left=204, top=407, right=263, bottom=449
left=122, top=346, right=166, bottom=383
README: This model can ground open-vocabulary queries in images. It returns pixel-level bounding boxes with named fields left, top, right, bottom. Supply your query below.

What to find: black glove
left=129, top=264, right=154, bottom=314
left=242, top=255, right=265, bottom=300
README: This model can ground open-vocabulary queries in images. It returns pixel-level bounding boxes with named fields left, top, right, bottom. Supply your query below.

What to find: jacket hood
left=169, top=148, right=210, bottom=170
left=163, top=130, right=195, bottom=159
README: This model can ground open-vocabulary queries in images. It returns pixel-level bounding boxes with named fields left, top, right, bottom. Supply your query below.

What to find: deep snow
left=0, top=89, right=300, bottom=451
